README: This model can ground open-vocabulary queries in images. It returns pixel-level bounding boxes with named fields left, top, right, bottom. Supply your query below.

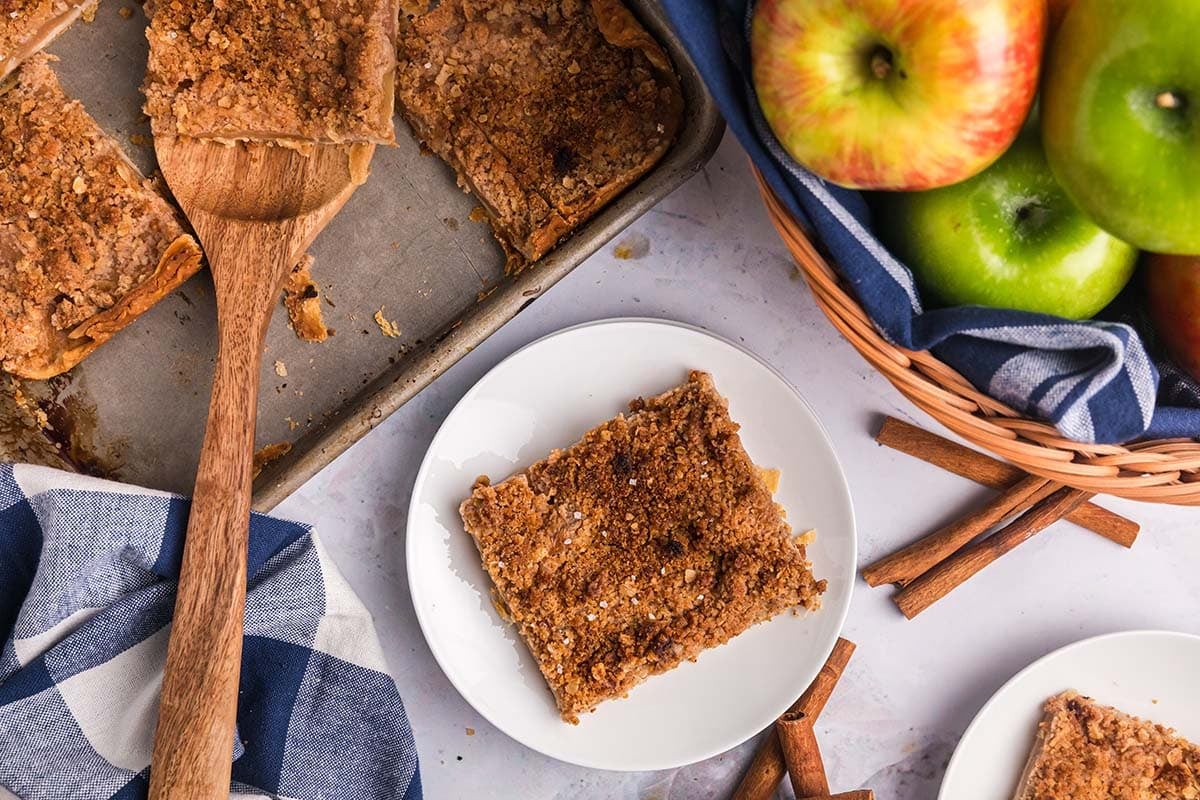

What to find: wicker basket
left=755, top=170, right=1200, bottom=506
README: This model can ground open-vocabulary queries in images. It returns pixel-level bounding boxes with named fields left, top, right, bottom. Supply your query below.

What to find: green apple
left=1042, top=0, right=1200, bottom=254
left=874, top=128, right=1138, bottom=319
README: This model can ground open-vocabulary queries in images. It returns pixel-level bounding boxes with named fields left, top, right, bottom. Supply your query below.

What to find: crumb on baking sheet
left=273, top=360, right=288, bottom=378
left=118, top=5, right=133, bottom=19
left=374, top=307, right=401, bottom=338
left=252, top=441, right=292, bottom=478
left=0, top=377, right=68, bottom=468
left=282, top=254, right=332, bottom=343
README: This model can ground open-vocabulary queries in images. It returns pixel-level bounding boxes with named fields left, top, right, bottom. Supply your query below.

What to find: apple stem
left=869, top=46, right=893, bottom=80
left=1156, top=90, right=1183, bottom=110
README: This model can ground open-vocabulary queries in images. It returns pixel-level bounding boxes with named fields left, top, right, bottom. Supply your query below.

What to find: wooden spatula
left=147, top=137, right=373, bottom=799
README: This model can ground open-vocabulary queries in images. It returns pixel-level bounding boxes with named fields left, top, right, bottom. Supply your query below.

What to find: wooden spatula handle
left=146, top=138, right=372, bottom=797
left=149, top=242, right=283, bottom=799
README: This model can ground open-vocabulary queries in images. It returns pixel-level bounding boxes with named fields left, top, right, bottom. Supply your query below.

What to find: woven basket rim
left=754, top=169, right=1200, bottom=506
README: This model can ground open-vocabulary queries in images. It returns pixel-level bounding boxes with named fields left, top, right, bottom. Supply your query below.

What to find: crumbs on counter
left=468, top=206, right=488, bottom=223
left=252, top=442, right=292, bottom=478
left=81, top=2, right=97, bottom=22
left=282, top=254, right=333, bottom=343
left=273, top=360, right=287, bottom=378
left=374, top=307, right=401, bottom=338
left=118, top=5, right=133, bottom=18
left=613, top=232, right=650, bottom=260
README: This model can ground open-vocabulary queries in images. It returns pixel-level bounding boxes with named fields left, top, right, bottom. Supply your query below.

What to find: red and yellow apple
left=750, top=0, right=1045, bottom=191
left=1147, top=254, right=1200, bottom=383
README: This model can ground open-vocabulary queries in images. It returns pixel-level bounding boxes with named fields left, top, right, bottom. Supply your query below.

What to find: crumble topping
left=143, top=0, right=399, bottom=144
left=459, top=371, right=825, bottom=723
left=0, top=55, right=202, bottom=378
left=396, top=0, right=683, bottom=266
left=1017, top=692, right=1200, bottom=799
left=0, top=0, right=96, bottom=78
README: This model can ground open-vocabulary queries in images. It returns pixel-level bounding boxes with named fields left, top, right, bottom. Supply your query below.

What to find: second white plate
left=406, top=318, right=856, bottom=771
left=940, top=630, right=1200, bottom=799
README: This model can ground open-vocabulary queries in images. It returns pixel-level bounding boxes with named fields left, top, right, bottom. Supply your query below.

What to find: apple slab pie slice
left=0, top=54, right=203, bottom=378
left=1014, top=691, right=1200, bottom=800
left=143, top=0, right=399, bottom=145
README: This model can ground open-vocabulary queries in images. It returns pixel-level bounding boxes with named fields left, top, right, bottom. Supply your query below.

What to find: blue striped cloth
left=661, top=0, right=1200, bottom=444
left=0, top=464, right=421, bottom=800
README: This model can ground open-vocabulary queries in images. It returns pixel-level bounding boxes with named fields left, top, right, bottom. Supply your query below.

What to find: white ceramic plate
left=406, top=318, right=856, bottom=771
left=940, top=630, right=1200, bottom=799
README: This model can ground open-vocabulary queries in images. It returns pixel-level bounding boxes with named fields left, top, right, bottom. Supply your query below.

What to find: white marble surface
left=274, top=133, right=1200, bottom=800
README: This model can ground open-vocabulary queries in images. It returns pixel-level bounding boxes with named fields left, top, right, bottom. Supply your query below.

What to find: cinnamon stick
left=794, top=638, right=857, bottom=719
left=862, top=474, right=1054, bottom=587
left=730, top=728, right=790, bottom=800
left=876, top=417, right=1137, bottom=548
left=776, top=713, right=828, bottom=799
left=894, top=487, right=1092, bottom=618
left=731, top=638, right=856, bottom=800
left=799, top=793, right=875, bottom=800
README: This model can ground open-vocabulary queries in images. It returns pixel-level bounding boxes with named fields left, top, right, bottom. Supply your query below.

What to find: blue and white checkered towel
left=662, top=0, right=1200, bottom=444
left=0, top=464, right=421, bottom=800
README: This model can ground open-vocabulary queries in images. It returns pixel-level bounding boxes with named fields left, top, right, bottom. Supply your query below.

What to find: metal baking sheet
left=18, top=0, right=722, bottom=509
